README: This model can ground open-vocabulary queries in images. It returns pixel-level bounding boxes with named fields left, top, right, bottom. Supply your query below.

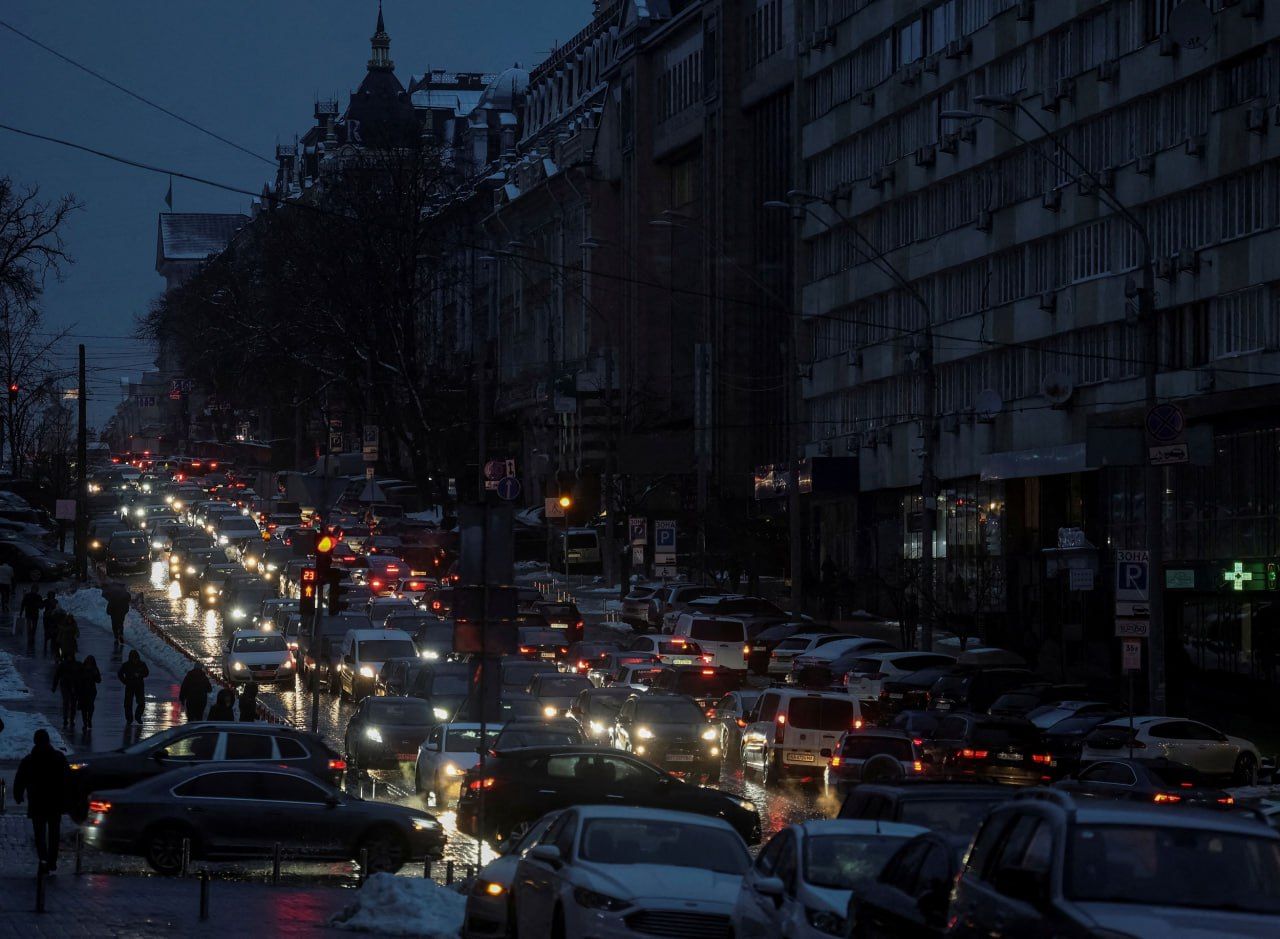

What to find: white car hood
left=579, top=863, right=741, bottom=910
left=230, top=651, right=290, bottom=667
left=1078, top=901, right=1280, bottom=937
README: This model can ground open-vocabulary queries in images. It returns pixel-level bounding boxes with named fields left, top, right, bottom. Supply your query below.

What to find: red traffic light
left=6, top=383, right=17, bottom=398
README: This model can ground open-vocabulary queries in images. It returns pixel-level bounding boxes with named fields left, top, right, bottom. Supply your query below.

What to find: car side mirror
left=756, top=875, right=785, bottom=902
left=153, top=748, right=169, bottom=762
left=820, top=748, right=833, bottom=759
left=324, top=795, right=340, bottom=809
left=994, top=867, right=1048, bottom=907
left=528, top=844, right=561, bottom=866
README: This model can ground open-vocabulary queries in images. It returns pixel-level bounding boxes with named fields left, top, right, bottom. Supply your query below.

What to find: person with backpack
left=179, top=665, right=213, bottom=721
left=117, top=649, right=149, bottom=725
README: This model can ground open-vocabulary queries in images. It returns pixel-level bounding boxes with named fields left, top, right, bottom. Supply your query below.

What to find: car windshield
left=841, top=736, right=913, bottom=760
left=806, top=834, right=914, bottom=891
left=635, top=698, right=706, bottom=723
left=415, top=625, right=454, bottom=645
left=445, top=728, right=496, bottom=752
left=368, top=699, right=433, bottom=725
left=541, top=604, right=577, bottom=618
left=534, top=676, right=592, bottom=695
left=110, top=535, right=147, bottom=548
left=355, top=639, right=416, bottom=661
left=232, top=634, right=287, bottom=653
left=122, top=725, right=190, bottom=755
left=1067, top=825, right=1280, bottom=913
left=495, top=727, right=580, bottom=748
left=579, top=819, right=748, bottom=874
left=788, top=697, right=854, bottom=731
left=673, top=671, right=744, bottom=696
left=584, top=693, right=629, bottom=717
left=971, top=725, right=1040, bottom=749
left=775, top=637, right=811, bottom=651
left=424, top=674, right=470, bottom=696
left=503, top=663, right=555, bottom=687
left=898, top=798, right=1002, bottom=837
left=690, top=620, right=744, bottom=642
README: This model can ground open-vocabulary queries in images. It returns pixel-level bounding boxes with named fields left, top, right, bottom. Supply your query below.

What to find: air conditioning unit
left=944, top=37, right=972, bottom=59
left=1136, top=153, right=1156, bottom=176
left=1078, top=168, right=1114, bottom=196
left=975, top=209, right=993, bottom=232
left=1016, top=0, right=1034, bottom=21
left=819, top=26, right=837, bottom=46
left=1175, top=247, right=1200, bottom=274
left=1042, top=189, right=1062, bottom=211
left=1185, top=134, right=1206, bottom=157
left=915, top=144, right=937, bottom=167
left=939, top=132, right=960, bottom=154
left=870, top=165, right=895, bottom=189
left=865, top=432, right=878, bottom=450
left=856, top=90, right=875, bottom=107
left=835, top=180, right=856, bottom=202
left=899, top=63, right=922, bottom=86
left=958, top=124, right=977, bottom=142
left=1247, top=104, right=1269, bottom=134
left=1243, top=0, right=1263, bottom=17
left=1159, top=34, right=1179, bottom=57
left=1097, top=59, right=1119, bottom=83
left=876, top=427, right=893, bottom=447
left=1039, top=290, right=1058, bottom=312
left=1043, top=77, right=1074, bottom=112
left=1155, top=256, right=1175, bottom=280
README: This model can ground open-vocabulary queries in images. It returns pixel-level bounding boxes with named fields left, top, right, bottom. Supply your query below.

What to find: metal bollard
left=75, top=830, right=83, bottom=875
left=445, top=860, right=454, bottom=885
left=272, top=842, right=281, bottom=885
left=199, top=869, right=210, bottom=921
left=35, top=861, right=46, bottom=913
left=181, top=837, right=191, bottom=877
left=423, top=858, right=431, bottom=879
left=358, top=848, right=368, bottom=886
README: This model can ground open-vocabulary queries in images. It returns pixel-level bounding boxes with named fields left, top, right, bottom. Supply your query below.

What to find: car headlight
left=219, top=535, right=229, bottom=545
left=476, top=880, right=506, bottom=897
left=359, top=665, right=375, bottom=678
left=69, top=761, right=89, bottom=771
left=543, top=705, right=558, bottom=718
left=420, top=650, right=439, bottom=660
left=266, top=563, right=277, bottom=572
left=186, top=565, right=197, bottom=574
left=701, top=728, right=718, bottom=741
left=589, top=720, right=605, bottom=735
left=637, top=727, right=655, bottom=739
left=443, top=763, right=461, bottom=777
left=411, top=816, right=440, bottom=832
left=432, top=707, right=448, bottom=720
left=573, top=886, right=629, bottom=912
left=727, top=795, right=756, bottom=813
left=205, top=585, right=217, bottom=594
left=134, top=508, right=146, bottom=517
left=231, top=608, right=245, bottom=619
left=279, top=658, right=293, bottom=670
left=231, top=660, right=245, bottom=671
left=90, top=540, right=100, bottom=549
left=805, top=907, right=845, bottom=936
left=365, top=726, right=383, bottom=743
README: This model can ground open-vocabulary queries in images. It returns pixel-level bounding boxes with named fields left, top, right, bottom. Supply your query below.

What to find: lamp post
left=558, top=493, right=572, bottom=577
left=942, top=98, right=1165, bottom=713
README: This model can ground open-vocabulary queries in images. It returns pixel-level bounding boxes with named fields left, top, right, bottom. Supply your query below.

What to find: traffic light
left=315, top=532, right=335, bottom=584
left=299, top=566, right=317, bottom=616
left=7, top=382, right=17, bottom=400
left=327, top=569, right=348, bottom=615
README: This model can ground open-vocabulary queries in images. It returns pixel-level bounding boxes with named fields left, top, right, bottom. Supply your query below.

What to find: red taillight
left=408, top=582, right=423, bottom=590
left=701, top=668, right=715, bottom=675
left=577, top=660, right=590, bottom=670
left=467, top=777, right=496, bottom=791
left=1031, top=754, right=1053, bottom=765
left=912, top=760, right=924, bottom=773
left=852, top=718, right=864, bottom=730
left=1218, top=796, right=1235, bottom=805
left=736, top=718, right=747, bottom=728
left=386, top=565, right=400, bottom=574
left=519, top=646, right=533, bottom=654
left=1179, top=781, right=1193, bottom=788
left=829, top=756, right=842, bottom=767
left=89, top=800, right=112, bottom=813
left=912, top=738, right=924, bottom=746
left=432, top=600, right=442, bottom=610
left=328, top=758, right=347, bottom=772
left=1153, top=792, right=1182, bottom=803
left=370, top=579, right=383, bottom=589
left=774, top=712, right=786, bottom=745
left=958, top=749, right=989, bottom=760
left=575, top=620, right=584, bottom=630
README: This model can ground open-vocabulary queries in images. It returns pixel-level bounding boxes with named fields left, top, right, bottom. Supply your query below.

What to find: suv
left=337, top=628, right=417, bottom=701
left=105, top=531, right=150, bottom=575
left=838, top=782, right=1012, bottom=842
left=671, top=614, right=750, bottom=669
left=949, top=792, right=1280, bottom=936
left=741, top=689, right=862, bottom=785
left=922, top=713, right=1055, bottom=786
left=825, top=729, right=925, bottom=797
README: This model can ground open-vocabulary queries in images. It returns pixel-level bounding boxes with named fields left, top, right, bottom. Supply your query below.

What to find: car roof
left=347, top=628, right=413, bottom=640
left=857, top=782, right=1013, bottom=799
left=230, top=629, right=282, bottom=638
left=571, top=805, right=739, bottom=832
left=1066, top=800, right=1280, bottom=836
left=798, top=819, right=929, bottom=839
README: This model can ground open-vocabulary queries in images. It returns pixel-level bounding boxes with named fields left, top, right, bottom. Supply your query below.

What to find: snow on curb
left=0, top=704, right=66, bottom=758
left=331, top=872, right=465, bottom=937
left=61, top=589, right=191, bottom=683
left=0, top=649, right=31, bottom=701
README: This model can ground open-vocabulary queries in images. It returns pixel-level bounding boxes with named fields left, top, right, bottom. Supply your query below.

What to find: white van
left=336, top=628, right=416, bottom=701
left=672, top=614, right=748, bottom=670
left=740, top=689, right=862, bottom=785
left=556, top=527, right=600, bottom=572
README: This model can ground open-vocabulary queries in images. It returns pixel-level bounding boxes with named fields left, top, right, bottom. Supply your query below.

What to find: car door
left=255, top=771, right=346, bottom=855
left=736, top=829, right=791, bottom=938
left=980, top=812, right=1055, bottom=938
left=1070, top=761, right=1137, bottom=799
left=1143, top=720, right=1186, bottom=762
left=1180, top=721, right=1237, bottom=775
left=856, top=840, right=929, bottom=937
left=743, top=691, right=781, bottom=767
left=516, top=811, right=577, bottom=936
left=171, top=770, right=264, bottom=852
left=591, top=754, right=665, bottom=808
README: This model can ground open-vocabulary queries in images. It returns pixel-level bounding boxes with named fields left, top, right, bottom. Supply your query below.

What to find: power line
left=0, top=19, right=275, bottom=167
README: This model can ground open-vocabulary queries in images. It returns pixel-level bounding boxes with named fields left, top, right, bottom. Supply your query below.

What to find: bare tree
left=0, top=177, right=81, bottom=305
left=0, top=295, right=72, bottom=474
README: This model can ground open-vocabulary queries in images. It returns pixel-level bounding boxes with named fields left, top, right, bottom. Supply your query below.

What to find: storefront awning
left=980, top=442, right=1088, bottom=481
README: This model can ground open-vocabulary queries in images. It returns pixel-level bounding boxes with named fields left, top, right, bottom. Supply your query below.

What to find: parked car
left=620, top=584, right=664, bottom=630
left=768, top=632, right=856, bottom=676
left=745, top=621, right=826, bottom=675
left=987, top=683, right=1091, bottom=718
left=344, top=696, right=436, bottom=772
left=82, top=763, right=444, bottom=874
left=0, top=539, right=70, bottom=581
left=1054, top=757, right=1238, bottom=809
left=1039, top=711, right=1125, bottom=777
left=222, top=630, right=295, bottom=686
left=921, top=713, right=1055, bottom=787
left=927, top=667, right=1036, bottom=713
left=413, top=722, right=496, bottom=808
left=1025, top=700, right=1118, bottom=729
left=844, top=651, right=956, bottom=702
left=741, top=689, right=862, bottom=785
left=848, top=831, right=964, bottom=937
left=1080, top=716, right=1261, bottom=784
left=876, top=666, right=955, bottom=719
left=838, top=782, right=1011, bottom=841
left=657, top=584, right=725, bottom=631
left=826, top=729, right=926, bottom=798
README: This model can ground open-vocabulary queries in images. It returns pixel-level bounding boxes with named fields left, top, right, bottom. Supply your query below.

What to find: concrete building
left=795, top=0, right=1280, bottom=709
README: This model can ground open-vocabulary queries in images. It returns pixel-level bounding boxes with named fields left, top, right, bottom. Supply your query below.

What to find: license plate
left=998, top=751, right=1022, bottom=762
left=671, top=657, right=694, bottom=665
left=396, top=752, right=415, bottom=760
left=667, top=754, right=694, bottom=762
left=934, top=701, right=952, bottom=711
left=788, top=751, right=815, bottom=763
left=888, top=693, right=904, bottom=699
left=539, top=652, right=556, bottom=659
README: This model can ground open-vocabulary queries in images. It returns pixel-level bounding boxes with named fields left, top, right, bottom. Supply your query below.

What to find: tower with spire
left=369, top=2, right=393, bottom=71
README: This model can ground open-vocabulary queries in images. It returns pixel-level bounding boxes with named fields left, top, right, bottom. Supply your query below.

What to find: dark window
left=225, top=734, right=274, bottom=761
left=173, top=771, right=258, bottom=800
left=970, top=724, right=1040, bottom=750
left=787, top=697, right=854, bottom=731
left=757, top=693, right=781, bottom=723
left=915, top=843, right=953, bottom=898
left=163, top=732, right=219, bottom=761
left=756, top=829, right=788, bottom=874
left=673, top=671, right=745, bottom=696
left=257, top=773, right=328, bottom=803
left=881, top=841, right=928, bottom=891
left=841, top=736, right=914, bottom=761
left=689, top=620, right=745, bottom=643
left=965, top=813, right=1013, bottom=880
left=1080, top=762, right=1137, bottom=786
left=275, top=738, right=308, bottom=760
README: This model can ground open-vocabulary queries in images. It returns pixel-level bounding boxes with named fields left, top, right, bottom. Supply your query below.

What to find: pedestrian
left=238, top=681, right=259, bottom=722
left=20, top=586, right=41, bottom=654
left=51, top=655, right=81, bottom=732
left=0, top=559, right=13, bottom=614
left=77, top=654, right=102, bottom=730
left=118, top=649, right=149, bottom=725
left=179, top=664, right=212, bottom=722
left=105, top=586, right=131, bottom=647
left=13, top=729, right=70, bottom=872
left=41, top=591, right=59, bottom=656
left=56, top=613, right=79, bottom=661
left=207, top=688, right=235, bottom=721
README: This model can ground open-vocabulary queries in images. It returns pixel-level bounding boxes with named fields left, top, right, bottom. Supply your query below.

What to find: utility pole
left=919, top=326, right=937, bottom=653
left=75, top=344, right=87, bottom=581
left=1141, top=258, right=1166, bottom=713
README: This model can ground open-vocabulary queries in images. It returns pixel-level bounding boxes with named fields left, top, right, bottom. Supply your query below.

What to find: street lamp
left=941, top=98, right=1166, bottom=713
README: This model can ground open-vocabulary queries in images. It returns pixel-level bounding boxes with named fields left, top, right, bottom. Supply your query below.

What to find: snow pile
left=0, top=705, right=66, bottom=758
left=60, top=589, right=192, bottom=681
left=331, top=872, right=465, bottom=937
left=406, top=507, right=444, bottom=524
left=0, top=649, right=31, bottom=701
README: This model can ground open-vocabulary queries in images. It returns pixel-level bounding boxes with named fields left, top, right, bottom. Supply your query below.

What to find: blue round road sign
left=1145, top=403, right=1184, bottom=443
left=496, top=475, right=521, bottom=501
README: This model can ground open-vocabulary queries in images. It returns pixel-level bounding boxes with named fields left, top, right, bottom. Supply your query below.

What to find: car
left=297, top=612, right=370, bottom=692
left=568, top=686, right=635, bottom=743
left=1080, top=716, right=1261, bottom=784
left=197, top=562, right=240, bottom=606
left=825, top=729, right=926, bottom=797
left=987, top=683, right=1091, bottom=718
left=104, top=531, right=150, bottom=575
left=875, top=666, right=954, bottom=718
left=711, top=689, right=762, bottom=764
left=213, top=514, right=261, bottom=546
left=457, top=746, right=760, bottom=845
left=788, top=637, right=898, bottom=687
left=367, top=596, right=418, bottom=626
left=656, top=584, right=725, bottom=631
left=733, top=819, right=928, bottom=939
left=610, top=692, right=722, bottom=781
left=588, top=651, right=659, bottom=687
left=927, top=666, right=1036, bottom=713
left=531, top=600, right=584, bottom=644
left=948, top=792, right=1280, bottom=936
left=82, top=763, right=444, bottom=875
left=670, top=614, right=751, bottom=669
left=413, top=721, right=498, bottom=808
left=1025, top=700, right=1118, bottom=729
left=745, top=621, right=826, bottom=675
left=404, top=615, right=455, bottom=660
left=843, top=651, right=956, bottom=702
left=464, top=811, right=564, bottom=938
left=625, top=634, right=710, bottom=666
left=336, top=628, right=417, bottom=701
left=848, top=831, right=965, bottom=938
left=648, top=664, right=746, bottom=714
left=408, top=661, right=473, bottom=722
left=1038, top=711, right=1126, bottom=777
left=223, top=579, right=276, bottom=626
left=768, top=632, right=858, bottom=676
left=620, top=584, right=664, bottom=629
left=562, top=640, right=622, bottom=675
left=741, top=689, right=863, bottom=785
left=222, top=630, right=295, bottom=685
left=345, top=695, right=437, bottom=772
left=500, top=657, right=561, bottom=697
left=921, top=713, right=1055, bottom=786
left=512, top=806, right=751, bottom=938
left=66, top=722, right=345, bottom=820
left=527, top=672, right=594, bottom=719
left=1054, top=756, right=1239, bottom=809
left=492, top=718, right=584, bottom=751
left=838, top=782, right=1012, bottom=841
left=0, top=539, right=69, bottom=582
left=375, top=656, right=426, bottom=697
left=255, top=597, right=298, bottom=631
left=611, top=661, right=666, bottom=691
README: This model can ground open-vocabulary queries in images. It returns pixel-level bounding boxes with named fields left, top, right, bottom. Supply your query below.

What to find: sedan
left=83, top=763, right=444, bottom=874
left=513, top=806, right=750, bottom=938
left=610, top=692, right=721, bottom=780
left=222, top=630, right=295, bottom=686
left=848, top=831, right=963, bottom=937
left=345, top=696, right=436, bottom=772
left=1054, top=756, right=1237, bottom=808
left=528, top=672, right=594, bottom=719
left=1080, top=716, right=1261, bottom=784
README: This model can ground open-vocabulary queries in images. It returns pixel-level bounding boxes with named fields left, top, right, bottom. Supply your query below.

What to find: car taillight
left=736, top=718, right=747, bottom=728
left=468, top=777, right=496, bottom=791
left=701, top=669, right=715, bottom=675
left=519, top=646, right=533, bottom=654
left=852, top=718, right=864, bottom=730
left=1031, top=754, right=1053, bottom=765
left=1218, top=796, right=1235, bottom=805
left=88, top=800, right=112, bottom=814
left=575, top=619, right=584, bottom=630
left=328, top=758, right=347, bottom=772
left=370, top=579, right=383, bottom=589
left=912, top=760, right=924, bottom=773
left=912, top=738, right=924, bottom=746
left=432, top=600, right=442, bottom=610
left=1153, top=792, right=1182, bottom=803
left=742, top=645, right=750, bottom=657
left=577, top=660, right=590, bottom=670
left=829, top=755, right=842, bottom=767
left=774, top=712, right=786, bottom=745
left=958, top=749, right=989, bottom=760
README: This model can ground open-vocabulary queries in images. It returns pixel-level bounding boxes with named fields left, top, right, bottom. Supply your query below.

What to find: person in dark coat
left=207, top=688, right=235, bottom=721
left=13, top=729, right=70, bottom=871
left=41, top=592, right=59, bottom=656
left=179, top=665, right=213, bottom=722
left=20, top=586, right=42, bottom=653
left=117, top=649, right=149, bottom=724
left=56, top=614, right=79, bottom=661
left=76, top=654, right=102, bottom=729
left=238, top=681, right=259, bottom=722
left=105, top=587, right=131, bottom=646
left=51, top=655, right=81, bottom=732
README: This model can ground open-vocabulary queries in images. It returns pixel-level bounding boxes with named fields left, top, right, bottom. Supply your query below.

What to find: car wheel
left=740, top=743, right=753, bottom=775
left=764, top=751, right=783, bottom=787
left=358, top=827, right=408, bottom=874
left=144, top=825, right=193, bottom=876
left=1234, top=752, right=1258, bottom=786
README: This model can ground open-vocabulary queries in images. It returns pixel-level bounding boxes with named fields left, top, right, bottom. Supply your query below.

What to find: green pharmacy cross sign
left=1221, top=561, right=1278, bottom=592
left=1224, top=562, right=1253, bottom=591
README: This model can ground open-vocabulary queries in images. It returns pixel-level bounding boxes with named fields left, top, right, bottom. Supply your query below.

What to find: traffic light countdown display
left=299, top=567, right=318, bottom=615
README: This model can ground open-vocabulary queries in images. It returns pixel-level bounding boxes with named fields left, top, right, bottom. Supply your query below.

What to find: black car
left=456, top=745, right=759, bottom=845
left=408, top=661, right=473, bottom=722
left=876, top=666, right=953, bottom=719
left=610, top=692, right=722, bottom=781
left=921, top=713, right=1055, bottom=786
left=838, top=782, right=1012, bottom=841
left=986, top=683, right=1090, bottom=718
left=531, top=600, right=584, bottom=644
left=1054, top=757, right=1238, bottom=808
left=568, top=686, right=634, bottom=742
left=849, top=831, right=964, bottom=937
left=66, top=722, right=345, bottom=819
left=928, top=667, right=1036, bottom=713
left=889, top=709, right=943, bottom=739
left=491, top=718, right=584, bottom=750
left=647, top=665, right=746, bottom=714
left=345, top=696, right=436, bottom=771
left=1038, top=711, right=1123, bottom=776
left=83, top=763, right=444, bottom=874
left=0, top=539, right=69, bottom=582
left=375, top=656, right=426, bottom=697
left=104, top=531, right=150, bottom=575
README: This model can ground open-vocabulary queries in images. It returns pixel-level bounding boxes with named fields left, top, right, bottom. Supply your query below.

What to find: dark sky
left=1, top=0, right=584, bottom=426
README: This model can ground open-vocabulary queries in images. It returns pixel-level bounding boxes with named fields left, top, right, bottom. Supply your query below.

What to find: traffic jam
left=77, top=457, right=1280, bottom=936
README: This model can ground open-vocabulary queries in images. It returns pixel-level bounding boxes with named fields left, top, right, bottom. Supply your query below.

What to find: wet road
left=128, top=559, right=832, bottom=867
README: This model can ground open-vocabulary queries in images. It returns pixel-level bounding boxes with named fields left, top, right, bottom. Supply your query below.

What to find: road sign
left=1115, top=549, right=1150, bottom=603
left=1145, top=403, right=1185, bottom=443
left=1068, top=568, right=1094, bottom=591
left=362, top=426, right=379, bottom=461
left=1149, top=443, right=1188, bottom=465
left=545, top=497, right=565, bottom=519
left=1122, top=638, right=1143, bottom=671
left=55, top=499, right=76, bottom=521
left=496, top=476, right=521, bottom=501
left=629, top=517, right=647, bottom=545
left=328, top=431, right=344, bottom=453
left=1115, top=602, right=1150, bottom=617
left=654, top=564, right=678, bottom=578
left=632, top=545, right=645, bottom=565
left=1116, top=618, right=1150, bottom=638
left=484, top=459, right=508, bottom=481
left=655, top=520, right=676, bottom=551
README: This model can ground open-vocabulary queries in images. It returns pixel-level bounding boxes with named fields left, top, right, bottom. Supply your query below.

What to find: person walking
left=238, top=681, right=259, bottom=722
left=0, top=559, right=14, bottom=614
left=56, top=613, right=79, bottom=662
left=105, top=587, right=131, bottom=647
left=20, top=586, right=42, bottom=654
left=13, top=729, right=70, bottom=872
left=179, top=665, right=213, bottom=722
left=41, top=592, right=60, bottom=656
left=207, top=688, right=235, bottom=721
left=51, top=655, right=81, bottom=732
left=76, top=654, right=102, bottom=730
left=118, top=649, right=149, bottom=725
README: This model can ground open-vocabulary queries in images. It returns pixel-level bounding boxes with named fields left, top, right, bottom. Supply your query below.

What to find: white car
left=843, top=651, right=956, bottom=701
left=413, top=722, right=495, bottom=808
left=512, top=806, right=750, bottom=938
left=465, top=811, right=564, bottom=938
left=768, top=633, right=854, bottom=676
left=223, top=629, right=294, bottom=685
left=626, top=634, right=711, bottom=667
left=733, top=819, right=928, bottom=938
left=1080, top=716, right=1261, bottom=784
left=790, top=636, right=895, bottom=671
